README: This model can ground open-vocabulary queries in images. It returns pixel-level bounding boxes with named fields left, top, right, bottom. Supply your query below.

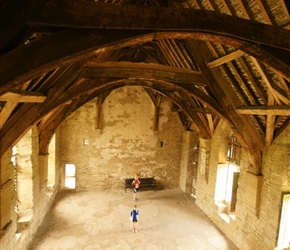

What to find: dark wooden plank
left=0, top=29, right=156, bottom=95
left=0, top=61, right=85, bottom=156
left=80, top=62, right=206, bottom=85
left=0, top=0, right=36, bottom=52
left=26, top=1, right=290, bottom=51
left=1, top=29, right=290, bottom=98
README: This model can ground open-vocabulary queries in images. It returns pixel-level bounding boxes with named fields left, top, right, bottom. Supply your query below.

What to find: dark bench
left=125, top=177, right=156, bottom=192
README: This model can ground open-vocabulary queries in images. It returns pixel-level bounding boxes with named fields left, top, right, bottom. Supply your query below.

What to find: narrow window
left=215, top=163, right=240, bottom=219
left=277, top=194, right=290, bottom=249
left=47, top=134, right=56, bottom=191
left=64, top=164, right=76, bottom=189
left=11, top=146, right=19, bottom=212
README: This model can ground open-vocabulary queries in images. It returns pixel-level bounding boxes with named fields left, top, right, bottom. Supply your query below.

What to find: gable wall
left=57, top=86, right=184, bottom=191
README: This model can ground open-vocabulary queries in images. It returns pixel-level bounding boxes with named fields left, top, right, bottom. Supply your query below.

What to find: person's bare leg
left=133, top=222, right=138, bottom=233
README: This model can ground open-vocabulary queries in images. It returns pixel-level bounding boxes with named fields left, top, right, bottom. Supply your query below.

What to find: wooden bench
left=125, top=177, right=156, bottom=192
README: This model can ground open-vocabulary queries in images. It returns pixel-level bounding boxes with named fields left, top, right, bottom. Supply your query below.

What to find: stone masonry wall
left=0, top=126, right=60, bottom=250
left=57, top=86, right=184, bottom=191
left=195, top=120, right=290, bottom=250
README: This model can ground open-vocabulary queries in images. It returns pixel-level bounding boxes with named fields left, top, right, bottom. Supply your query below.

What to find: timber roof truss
left=0, top=0, right=290, bottom=175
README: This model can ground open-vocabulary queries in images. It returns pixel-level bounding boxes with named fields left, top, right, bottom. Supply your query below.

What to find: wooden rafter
left=206, top=50, right=246, bottom=68
left=205, top=41, right=266, bottom=135
left=265, top=92, right=275, bottom=147
left=256, top=0, right=277, bottom=25
left=0, top=61, right=86, bottom=156
left=236, top=57, right=267, bottom=104
left=1, top=28, right=290, bottom=95
left=234, top=0, right=252, bottom=19
left=276, top=74, right=290, bottom=99
left=0, top=0, right=289, bottom=161
left=38, top=97, right=88, bottom=154
left=0, top=102, right=18, bottom=129
left=188, top=40, right=263, bottom=174
left=251, top=58, right=289, bottom=105
left=80, top=61, right=206, bottom=85
left=166, top=91, right=211, bottom=138
left=145, top=89, right=163, bottom=131
left=0, top=90, right=46, bottom=102
left=236, top=106, right=290, bottom=116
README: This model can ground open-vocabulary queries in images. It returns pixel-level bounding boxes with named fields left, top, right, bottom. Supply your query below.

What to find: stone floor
left=29, top=189, right=239, bottom=250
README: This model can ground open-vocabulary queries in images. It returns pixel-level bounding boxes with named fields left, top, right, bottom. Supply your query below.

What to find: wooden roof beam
left=0, top=102, right=17, bottom=129
left=236, top=105, right=290, bottom=116
left=237, top=58, right=267, bottom=104
left=38, top=97, right=86, bottom=154
left=26, top=1, right=290, bottom=51
left=0, top=90, right=46, bottom=129
left=265, top=93, right=275, bottom=147
left=206, top=113, right=215, bottom=136
left=276, top=74, right=290, bottom=99
left=251, top=58, right=283, bottom=105
left=188, top=40, right=263, bottom=174
left=206, top=50, right=246, bottom=68
left=1, top=29, right=290, bottom=95
left=0, top=90, right=46, bottom=102
left=166, top=91, right=212, bottom=138
left=205, top=42, right=265, bottom=134
left=80, top=61, right=206, bottom=85
left=0, top=61, right=85, bottom=156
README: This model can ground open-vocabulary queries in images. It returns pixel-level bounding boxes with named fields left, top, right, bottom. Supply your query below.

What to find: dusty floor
left=29, top=189, right=239, bottom=250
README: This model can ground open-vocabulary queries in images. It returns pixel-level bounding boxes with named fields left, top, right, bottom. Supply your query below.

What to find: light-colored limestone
left=29, top=189, right=238, bottom=250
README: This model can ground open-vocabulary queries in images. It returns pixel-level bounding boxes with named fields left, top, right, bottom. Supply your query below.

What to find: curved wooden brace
left=1, top=77, right=227, bottom=156
left=27, top=1, right=290, bottom=51
left=1, top=26, right=290, bottom=94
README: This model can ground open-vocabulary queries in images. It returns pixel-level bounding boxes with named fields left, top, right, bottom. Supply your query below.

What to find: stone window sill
left=215, top=202, right=236, bottom=224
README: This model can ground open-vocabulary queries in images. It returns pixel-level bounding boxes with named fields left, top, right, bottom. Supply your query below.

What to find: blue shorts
left=133, top=188, right=139, bottom=193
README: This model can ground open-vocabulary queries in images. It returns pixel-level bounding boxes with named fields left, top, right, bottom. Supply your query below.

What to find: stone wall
left=195, top=120, right=290, bottom=250
left=0, top=126, right=60, bottom=250
left=57, top=86, right=184, bottom=191
left=1, top=86, right=288, bottom=250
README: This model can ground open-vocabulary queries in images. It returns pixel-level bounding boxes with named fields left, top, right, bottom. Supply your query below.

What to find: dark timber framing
left=0, top=0, right=290, bottom=176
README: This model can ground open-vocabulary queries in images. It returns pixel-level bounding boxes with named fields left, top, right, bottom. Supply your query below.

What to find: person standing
left=132, top=175, right=140, bottom=201
left=130, top=204, right=139, bottom=233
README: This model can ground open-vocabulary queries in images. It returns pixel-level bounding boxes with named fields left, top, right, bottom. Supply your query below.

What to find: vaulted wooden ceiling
left=1, top=0, right=290, bottom=175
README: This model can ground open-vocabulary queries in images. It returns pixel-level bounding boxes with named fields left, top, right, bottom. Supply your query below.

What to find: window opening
left=215, top=163, right=240, bottom=220
left=11, top=146, right=19, bottom=213
left=64, top=164, right=76, bottom=189
left=47, top=134, right=56, bottom=191
left=191, top=143, right=199, bottom=198
left=276, top=194, right=290, bottom=250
